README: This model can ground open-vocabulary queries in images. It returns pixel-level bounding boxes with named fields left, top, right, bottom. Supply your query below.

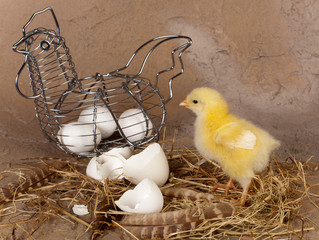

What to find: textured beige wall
left=1, top=0, right=318, bottom=165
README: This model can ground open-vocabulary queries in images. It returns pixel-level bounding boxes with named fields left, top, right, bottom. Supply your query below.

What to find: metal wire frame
left=12, top=7, right=192, bottom=157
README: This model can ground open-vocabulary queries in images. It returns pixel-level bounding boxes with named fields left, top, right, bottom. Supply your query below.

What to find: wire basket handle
left=109, top=35, right=192, bottom=104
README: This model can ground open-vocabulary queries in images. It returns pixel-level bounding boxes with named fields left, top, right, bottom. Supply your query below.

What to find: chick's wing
left=213, top=122, right=256, bottom=150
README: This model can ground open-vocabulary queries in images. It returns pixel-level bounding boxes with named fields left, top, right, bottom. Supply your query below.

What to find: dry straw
left=162, top=147, right=315, bottom=239
left=0, top=132, right=317, bottom=239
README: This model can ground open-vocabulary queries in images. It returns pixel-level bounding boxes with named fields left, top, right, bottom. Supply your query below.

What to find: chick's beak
left=179, top=99, right=189, bottom=107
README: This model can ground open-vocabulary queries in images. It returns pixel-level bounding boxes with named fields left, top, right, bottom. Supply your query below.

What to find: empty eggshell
left=86, top=156, right=103, bottom=181
left=115, top=178, right=163, bottom=214
left=86, top=153, right=126, bottom=181
left=96, top=154, right=125, bottom=180
left=57, top=122, right=101, bottom=154
left=118, top=108, right=153, bottom=143
left=123, top=143, right=169, bottom=186
left=105, top=147, right=133, bottom=159
left=78, top=106, right=117, bottom=139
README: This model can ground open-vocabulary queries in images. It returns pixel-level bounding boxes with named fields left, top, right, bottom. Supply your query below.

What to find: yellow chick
left=180, top=87, right=280, bottom=206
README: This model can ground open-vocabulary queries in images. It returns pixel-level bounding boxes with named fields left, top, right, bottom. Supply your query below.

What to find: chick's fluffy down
left=182, top=87, right=280, bottom=189
left=195, top=118, right=279, bottom=182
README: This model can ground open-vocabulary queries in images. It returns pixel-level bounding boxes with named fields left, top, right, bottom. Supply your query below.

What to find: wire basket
left=12, top=7, right=192, bottom=157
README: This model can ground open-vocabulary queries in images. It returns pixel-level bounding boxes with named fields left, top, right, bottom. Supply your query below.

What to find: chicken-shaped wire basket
left=12, top=7, right=192, bottom=157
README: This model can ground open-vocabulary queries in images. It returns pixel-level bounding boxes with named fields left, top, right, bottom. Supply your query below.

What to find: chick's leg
left=240, top=181, right=251, bottom=207
left=225, top=178, right=235, bottom=195
left=210, top=178, right=235, bottom=196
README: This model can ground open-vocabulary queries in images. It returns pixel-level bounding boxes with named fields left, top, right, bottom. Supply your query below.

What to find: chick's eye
left=193, top=100, right=198, bottom=104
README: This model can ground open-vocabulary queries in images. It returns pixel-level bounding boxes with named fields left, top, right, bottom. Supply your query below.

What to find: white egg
left=78, top=106, right=117, bottom=139
left=118, top=108, right=153, bottom=143
left=57, top=122, right=101, bottom=154
left=115, top=178, right=163, bottom=214
left=86, top=153, right=126, bottom=181
left=123, top=143, right=169, bottom=186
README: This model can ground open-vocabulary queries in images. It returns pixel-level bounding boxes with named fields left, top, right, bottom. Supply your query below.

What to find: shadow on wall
left=163, top=1, right=319, bottom=158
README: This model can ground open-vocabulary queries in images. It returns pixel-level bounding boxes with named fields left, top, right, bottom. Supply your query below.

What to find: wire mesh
left=12, top=7, right=192, bottom=157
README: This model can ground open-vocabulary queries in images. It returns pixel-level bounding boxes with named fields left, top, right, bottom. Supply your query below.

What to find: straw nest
left=0, top=136, right=317, bottom=239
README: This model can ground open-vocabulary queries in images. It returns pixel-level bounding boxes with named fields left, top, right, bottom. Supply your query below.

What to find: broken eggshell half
left=123, top=143, right=169, bottom=186
left=105, top=146, right=133, bottom=159
left=115, top=178, right=164, bottom=214
left=86, top=150, right=128, bottom=181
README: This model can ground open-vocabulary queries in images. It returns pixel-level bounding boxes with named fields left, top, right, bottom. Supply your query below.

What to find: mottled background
left=1, top=0, right=318, bottom=164
left=1, top=1, right=319, bottom=239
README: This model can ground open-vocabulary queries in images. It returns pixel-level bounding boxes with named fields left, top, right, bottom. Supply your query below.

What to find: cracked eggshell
left=86, top=153, right=125, bottom=181
left=118, top=108, right=153, bottom=143
left=57, top=122, right=101, bottom=154
left=123, top=143, right=169, bottom=186
left=86, top=157, right=103, bottom=181
left=78, top=106, right=117, bottom=139
left=115, top=178, right=163, bottom=214
left=105, top=146, right=133, bottom=159
left=96, top=154, right=125, bottom=180
left=72, top=205, right=89, bottom=216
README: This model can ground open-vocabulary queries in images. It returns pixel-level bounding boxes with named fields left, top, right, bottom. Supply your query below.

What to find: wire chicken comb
left=12, top=7, right=192, bottom=157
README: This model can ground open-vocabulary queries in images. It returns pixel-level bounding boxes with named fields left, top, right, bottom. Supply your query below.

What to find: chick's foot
left=209, top=178, right=235, bottom=196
